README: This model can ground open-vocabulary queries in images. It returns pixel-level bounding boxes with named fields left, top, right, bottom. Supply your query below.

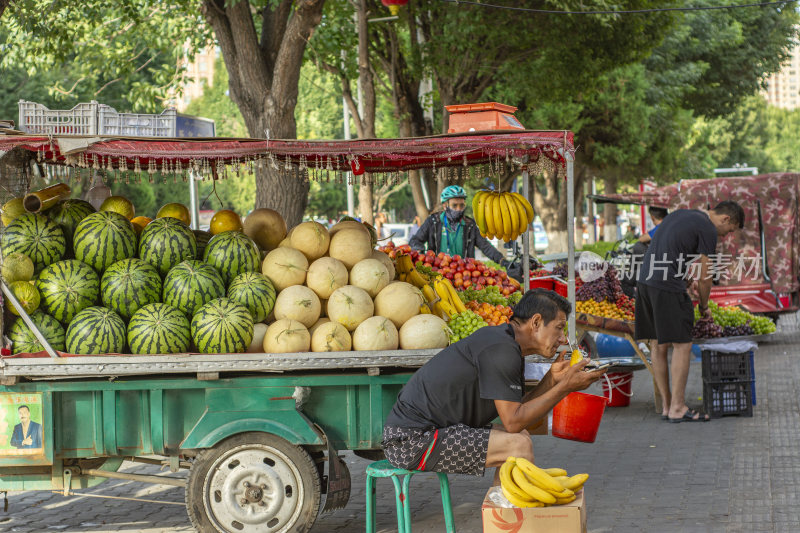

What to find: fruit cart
left=0, top=129, right=575, bottom=532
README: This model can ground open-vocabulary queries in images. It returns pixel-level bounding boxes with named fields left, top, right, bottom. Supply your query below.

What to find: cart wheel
left=186, top=432, right=321, bottom=533
left=579, top=334, right=598, bottom=359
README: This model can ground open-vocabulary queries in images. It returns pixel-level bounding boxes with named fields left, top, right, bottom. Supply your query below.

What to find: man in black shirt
left=382, top=289, right=605, bottom=478
left=635, top=201, right=744, bottom=423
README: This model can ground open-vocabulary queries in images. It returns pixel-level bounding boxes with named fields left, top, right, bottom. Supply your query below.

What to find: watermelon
left=73, top=211, right=137, bottom=273
left=65, top=306, right=126, bottom=355
left=138, top=217, right=197, bottom=277
left=127, top=303, right=191, bottom=355
left=37, top=259, right=101, bottom=325
left=191, top=298, right=254, bottom=354
left=203, top=231, right=261, bottom=286
left=0, top=213, right=66, bottom=272
left=101, top=259, right=162, bottom=320
left=194, top=230, right=212, bottom=259
left=227, top=271, right=276, bottom=323
left=162, top=260, right=226, bottom=317
left=47, top=199, right=96, bottom=256
left=8, top=311, right=66, bottom=354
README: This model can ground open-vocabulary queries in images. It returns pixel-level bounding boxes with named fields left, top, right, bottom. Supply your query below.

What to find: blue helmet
left=440, top=185, right=467, bottom=203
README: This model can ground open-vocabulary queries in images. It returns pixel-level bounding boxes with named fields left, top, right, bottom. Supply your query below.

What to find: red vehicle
left=592, top=173, right=800, bottom=320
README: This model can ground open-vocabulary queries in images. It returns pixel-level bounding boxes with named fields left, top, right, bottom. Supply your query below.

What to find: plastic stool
left=365, top=459, right=455, bottom=533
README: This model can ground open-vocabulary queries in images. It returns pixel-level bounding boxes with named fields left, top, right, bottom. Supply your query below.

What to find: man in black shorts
left=382, top=289, right=606, bottom=478
left=635, top=200, right=744, bottom=422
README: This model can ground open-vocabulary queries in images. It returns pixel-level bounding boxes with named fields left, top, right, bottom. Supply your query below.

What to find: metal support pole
left=1, top=279, right=59, bottom=358
left=82, top=468, right=187, bottom=488
left=566, top=146, right=576, bottom=345
left=522, top=169, right=531, bottom=293
left=189, top=169, right=200, bottom=230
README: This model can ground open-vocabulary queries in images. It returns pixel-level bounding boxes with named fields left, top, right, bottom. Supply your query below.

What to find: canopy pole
left=189, top=169, right=200, bottom=230
left=565, top=139, right=576, bottom=346
left=343, top=95, right=355, bottom=217
left=522, top=167, right=530, bottom=293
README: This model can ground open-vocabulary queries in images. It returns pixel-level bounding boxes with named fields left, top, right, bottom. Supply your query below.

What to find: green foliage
left=184, top=56, right=246, bottom=138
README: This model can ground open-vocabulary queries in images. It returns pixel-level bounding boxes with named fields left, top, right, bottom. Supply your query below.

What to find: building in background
left=763, top=44, right=800, bottom=110
left=171, top=44, right=219, bottom=112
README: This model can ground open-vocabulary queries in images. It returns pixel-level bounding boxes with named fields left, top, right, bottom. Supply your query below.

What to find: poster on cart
left=0, top=392, right=45, bottom=457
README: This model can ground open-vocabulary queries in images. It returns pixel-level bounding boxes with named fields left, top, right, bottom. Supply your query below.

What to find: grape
left=447, top=311, right=488, bottom=343
left=693, top=301, right=775, bottom=337
left=458, top=286, right=508, bottom=306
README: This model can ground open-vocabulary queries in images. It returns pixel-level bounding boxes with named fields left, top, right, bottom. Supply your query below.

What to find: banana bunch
left=395, top=253, right=431, bottom=288
left=499, top=457, right=588, bottom=508
left=394, top=253, right=468, bottom=320
left=473, top=190, right=534, bottom=242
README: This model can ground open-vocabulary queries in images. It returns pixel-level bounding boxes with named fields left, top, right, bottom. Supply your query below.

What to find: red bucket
left=552, top=388, right=609, bottom=443
left=601, top=371, right=634, bottom=407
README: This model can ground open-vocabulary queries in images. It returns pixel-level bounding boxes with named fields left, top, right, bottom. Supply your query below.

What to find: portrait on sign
left=0, top=393, right=45, bottom=456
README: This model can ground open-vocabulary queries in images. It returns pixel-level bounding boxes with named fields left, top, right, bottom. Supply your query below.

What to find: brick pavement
left=1, top=328, right=799, bottom=532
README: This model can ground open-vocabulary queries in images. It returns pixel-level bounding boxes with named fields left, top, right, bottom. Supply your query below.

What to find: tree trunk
left=0, top=0, right=9, bottom=19
left=354, top=0, right=377, bottom=225
left=603, top=173, right=618, bottom=243
left=201, top=0, right=325, bottom=228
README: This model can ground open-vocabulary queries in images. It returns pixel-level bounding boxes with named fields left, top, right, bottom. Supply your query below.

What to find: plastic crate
left=18, top=100, right=100, bottom=135
left=703, top=380, right=753, bottom=418
left=99, top=106, right=177, bottom=137
left=701, top=350, right=752, bottom=382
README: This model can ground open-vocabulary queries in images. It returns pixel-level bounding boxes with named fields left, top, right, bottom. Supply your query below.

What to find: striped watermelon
left=101, top=259, right=162, bottom=320
left=73, top=211, right=137, bottom=273
left=203, top=231, right=260, bottom=286
left=127, top=303, right=191, bottom=355
left=194, top=230, right=212, bottom=259
left=66, top=306, right=127, bottom=355
left=138, top=217, right=197, bottom=276
left=36, top=260, right=100, bottom=325
left=0, top=213, right=66, bottom=272
left=191, top=298, right=254, bottom=354
left=227, top=272, right=276, bottom=323
left=9, top=311, right=66, bottom=354
left=47, top=199, right=96, bottom=256
left=162, top=260, right=226, bottom=316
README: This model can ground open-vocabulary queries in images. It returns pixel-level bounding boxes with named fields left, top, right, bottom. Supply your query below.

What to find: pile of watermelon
left=1, top=194, right=275, bottom=356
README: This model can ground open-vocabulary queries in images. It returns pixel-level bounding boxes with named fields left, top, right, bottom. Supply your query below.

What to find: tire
left=186, top=432, right=321, bottom=533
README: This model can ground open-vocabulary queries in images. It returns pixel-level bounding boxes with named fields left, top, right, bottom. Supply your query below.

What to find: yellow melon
left=130, top=216, right=153, bottom=235
left=100, top=196, right=135, bottom=220
left=243, top=208, right=287, bottom=251
left=210, top=209, right=243, bottom=235
left=156, top=203, right=191, bottom=225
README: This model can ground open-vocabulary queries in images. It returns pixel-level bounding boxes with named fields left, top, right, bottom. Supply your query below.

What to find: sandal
left=661, top=415, right=669, bottom=421
left=668, top=408, right=710, bottom=423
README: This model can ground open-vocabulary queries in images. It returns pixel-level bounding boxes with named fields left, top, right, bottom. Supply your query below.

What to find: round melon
left=349, top=258, right=390, bottom=298
left=1, top=213, right=66, bottom=272
left=73, top=211, right=137, bottom=273
left=66, top=306, right=126, bottom=355
left=203, top=231, right=261, bottom=286
left=127, top=303, right=191, bottom=355
left=227, top=271, right=276, bottom=323
left=306, top=257, right=348, bottom=299
left=1, top=252, right=34, bottom=283
left=352, top=316, right=399, bottom=351
left=209, top=209, right=243, bottom=235
left=374, top=282, right=424, bottom=328
left=193, top=230, right=212, bottom=259
left=290, top=221, right=330, bottom=261
left=162, top=260, right=226, bottom=317
left=399, top=314, right=449, bottom=349
left=36, top=260, right=100, bottom=325
left=244, top=208, right=287, bottom=251
left=1, top=197, right=26, bottom=227
left=309, top=317, right=331, bottom=337
left=329, top=227, right=372, bottom=269
left=7, top=280, right=40, bottom=316
left=9, top=311, right=66, bottom=354
left=370, top=250, right=396, bottom=280
left=327, top=285, right=374, bottom=332
left=274, top=285, right=321, bottom=328
left=261, top=247, right=308, bottom=291
left=100, top=195, right=135, bottom=220
left=247, top=323, right=269, bottom=353
left=47, top=199, right=96, bottom=254
left=311, top=321, right=352, bottom=352
left=263, top=319, right=310, bottom=354
left=130, top=216, right=152, bottom=235
left=138, top=217, right=197, bottom=277
left=156, top=203, right=190, bottom=226
left=191, top=298, right=254, bottom=354
left=278, top=236, right=292, bottom=248
left=363, top=222, right=379, bottom=248
left=101, top=259, right=162, bottom=320
left=329, top=220, right=371, bottom=239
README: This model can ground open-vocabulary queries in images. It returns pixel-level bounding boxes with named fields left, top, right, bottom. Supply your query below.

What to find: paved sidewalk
left=1, top=329, right=798, bottom=532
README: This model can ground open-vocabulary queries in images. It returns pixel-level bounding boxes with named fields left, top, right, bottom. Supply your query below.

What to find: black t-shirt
left=384, top=324, right=523, bottom=430
left=638, top=209, right=717, bottom=293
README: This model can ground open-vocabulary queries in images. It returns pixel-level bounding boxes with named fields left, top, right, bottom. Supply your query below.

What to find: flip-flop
left=668, top=408, right=710, bottom=423
left=661, top=415, right=669, bottom=421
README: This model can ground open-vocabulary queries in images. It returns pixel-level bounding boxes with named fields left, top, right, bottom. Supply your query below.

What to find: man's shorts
left=381, top=424, right=490, bottom=476
left=635, top=282, right=694, bottom=344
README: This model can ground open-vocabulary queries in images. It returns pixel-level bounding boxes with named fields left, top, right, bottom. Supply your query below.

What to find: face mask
left=445, top=207, right=464, bottom=224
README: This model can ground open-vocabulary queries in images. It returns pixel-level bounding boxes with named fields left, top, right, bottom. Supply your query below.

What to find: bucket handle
left=602, top=372, right=613, bottom=405
left=606, top=372, right=634, bottom=397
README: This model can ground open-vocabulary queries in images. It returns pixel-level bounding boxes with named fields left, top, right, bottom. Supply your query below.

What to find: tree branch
left=0, top=0, right=9, bottom=19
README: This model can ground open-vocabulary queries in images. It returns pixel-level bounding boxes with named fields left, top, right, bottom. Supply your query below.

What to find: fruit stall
left=0, top=129, right=574, bottom=532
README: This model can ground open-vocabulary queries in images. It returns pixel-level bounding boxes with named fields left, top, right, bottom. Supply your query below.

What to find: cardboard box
left=482, top=487, right=586, bottom=533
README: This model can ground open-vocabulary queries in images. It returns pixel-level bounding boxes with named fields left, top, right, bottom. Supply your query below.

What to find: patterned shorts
left=381, top=424, right=491, bottom=476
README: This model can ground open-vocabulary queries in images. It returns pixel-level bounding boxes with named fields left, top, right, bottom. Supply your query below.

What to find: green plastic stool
left=365, top=459, right=455, bottom=533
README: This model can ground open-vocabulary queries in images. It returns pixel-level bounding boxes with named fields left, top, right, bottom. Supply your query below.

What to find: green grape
left=447, top=310, right=488, bottom=343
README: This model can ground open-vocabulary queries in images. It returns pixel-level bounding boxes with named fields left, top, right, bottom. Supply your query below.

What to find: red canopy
left=0, top=130, right=573, bottom=175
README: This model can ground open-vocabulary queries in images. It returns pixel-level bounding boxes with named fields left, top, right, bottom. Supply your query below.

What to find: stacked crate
left=701, top=350, right=754, bottom=417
